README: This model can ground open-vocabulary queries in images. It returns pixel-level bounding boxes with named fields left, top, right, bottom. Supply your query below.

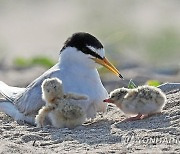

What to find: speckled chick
left=104, top=85, right=166, bottom=121
left=35, top=78, right=88, bottom=128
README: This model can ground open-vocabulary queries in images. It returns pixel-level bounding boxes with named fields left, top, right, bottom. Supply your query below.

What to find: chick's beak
left=92, top=57, right=123, bottom=79
left=103, top=98, right=114, bottom=103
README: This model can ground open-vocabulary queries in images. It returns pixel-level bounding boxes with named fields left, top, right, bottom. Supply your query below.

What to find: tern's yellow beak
left=92, top=57, right=123, bottom=79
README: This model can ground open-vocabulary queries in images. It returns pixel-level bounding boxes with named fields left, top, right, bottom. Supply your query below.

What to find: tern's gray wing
left=14, top=64, right=61, bottom=116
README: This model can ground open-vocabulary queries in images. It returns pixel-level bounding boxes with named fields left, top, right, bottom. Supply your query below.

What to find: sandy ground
left=0, top=77, right=180, bottom=153
left=0, top=57, right=179, bottom=154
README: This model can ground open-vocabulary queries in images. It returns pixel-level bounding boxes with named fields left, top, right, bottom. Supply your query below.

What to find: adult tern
left=0, top=32, right=123, bottom=125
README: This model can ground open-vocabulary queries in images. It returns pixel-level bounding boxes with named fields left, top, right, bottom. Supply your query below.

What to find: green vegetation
left=128, top=79, right=137, bottom=89
left=128, top=79, right=161, bottom=89
left=13, top=56, right=56, bottom=69
left=146, top=80, right=161, bottom=87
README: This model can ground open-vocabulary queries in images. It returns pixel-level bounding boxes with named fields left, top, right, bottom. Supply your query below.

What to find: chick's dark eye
left=54, top=86, right=56, bottom=89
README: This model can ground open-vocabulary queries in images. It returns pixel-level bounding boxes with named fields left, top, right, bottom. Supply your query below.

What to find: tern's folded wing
left=14, top=64, right=62, bottom=116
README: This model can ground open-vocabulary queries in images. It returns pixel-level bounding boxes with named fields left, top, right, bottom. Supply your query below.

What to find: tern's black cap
left=60, top=32, right=104, bottom=59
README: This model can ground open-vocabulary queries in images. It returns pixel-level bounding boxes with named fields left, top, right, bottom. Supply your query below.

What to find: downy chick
left=104, top=85, right=166, bottom=121
left=35, top=78, right=87, bottom=128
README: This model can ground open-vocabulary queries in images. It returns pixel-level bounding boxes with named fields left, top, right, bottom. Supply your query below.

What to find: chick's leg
left=35, top=106, right=54, bottom=127
left=143, top=112, right=162, bottom=119
left=124, top=113, right=143, bottom=121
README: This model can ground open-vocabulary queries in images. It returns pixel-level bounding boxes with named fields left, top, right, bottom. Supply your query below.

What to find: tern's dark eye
left=54, top=85, right=57, bottom=89
left=82, top=46, right=103, bottom=60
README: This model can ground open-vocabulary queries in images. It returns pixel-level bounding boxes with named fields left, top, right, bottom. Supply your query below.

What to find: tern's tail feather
left=0, top=81, right=25, bottom=102
left=0, top=98, right=35, bottom=125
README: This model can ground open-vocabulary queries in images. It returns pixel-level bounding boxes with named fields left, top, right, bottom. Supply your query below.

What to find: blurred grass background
left=0, top=0, right=180, bottom=82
